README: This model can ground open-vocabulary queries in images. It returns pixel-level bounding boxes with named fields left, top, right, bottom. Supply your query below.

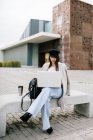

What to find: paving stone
left=15, top=135, right=27, bottom=140
left=2, top=135, right=10, bottom=140
left=81, top=131, right=93, bottom=140
left=8, top=134, right=19, bottom=140
left=21, top=130, right=31, bottom=137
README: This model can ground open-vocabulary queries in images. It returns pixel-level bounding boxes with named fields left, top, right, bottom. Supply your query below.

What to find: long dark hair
left=48, top=56, right=59, bottom=71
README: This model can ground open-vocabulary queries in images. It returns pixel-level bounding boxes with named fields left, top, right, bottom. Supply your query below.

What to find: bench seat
left=0, top=90, right=93, bottom=137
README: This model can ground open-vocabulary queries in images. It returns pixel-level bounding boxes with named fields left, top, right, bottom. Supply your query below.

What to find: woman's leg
left=41, top=87, right=62, bottom=131
left=20, top=87, right=62, bottom=133
left=27, top=88, right=51, bottom=117
left=41, top=99, right=50, bottom=130
left=20, top=88, right=50, bottom=122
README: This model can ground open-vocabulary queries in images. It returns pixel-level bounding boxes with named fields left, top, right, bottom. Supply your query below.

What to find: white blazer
left=42, top=62, right=70, bottom=109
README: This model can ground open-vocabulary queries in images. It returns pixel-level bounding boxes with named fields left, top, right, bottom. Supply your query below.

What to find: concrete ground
left=0, top=68, right=93, bottom=140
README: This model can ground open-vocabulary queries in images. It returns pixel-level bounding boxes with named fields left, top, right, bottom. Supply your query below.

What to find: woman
left=20, top=49, right=70, bottom=134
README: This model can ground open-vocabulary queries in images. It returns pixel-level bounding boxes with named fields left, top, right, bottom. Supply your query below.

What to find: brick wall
left=70, top=0, right=93, bottom=69
left=52, top=0, right=70, bottom=68
left=52, top=0, right=93, bottom=69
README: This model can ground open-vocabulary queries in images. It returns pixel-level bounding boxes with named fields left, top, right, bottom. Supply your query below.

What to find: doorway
left=39, top=52, right=49, bottom=67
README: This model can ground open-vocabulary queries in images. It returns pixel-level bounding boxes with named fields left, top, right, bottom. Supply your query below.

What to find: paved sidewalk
left=1, top=107, right=93, bottom=140
left=0, top=68, right=93, bottom=140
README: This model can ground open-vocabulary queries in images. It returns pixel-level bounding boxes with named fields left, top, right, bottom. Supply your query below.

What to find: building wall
left=45, top=22, right=52, bottom=32
left=52, top=0, right=70, bottom=68
left=52, top=0, right=93, bottom=70
left=32, top=44, right=39, bottom=66
left=27, top=43, right=39, bottom=66
left=27, top=44, right=33, bottom=66
left=0, top=51, right=4, bottom=61
left=4, top=44, right=28, bottom=65
left=70, top=0, right=93, bottom=69
left=21, top=19, right=52, bottom=39
left=30, top=20, right=39, bottom=35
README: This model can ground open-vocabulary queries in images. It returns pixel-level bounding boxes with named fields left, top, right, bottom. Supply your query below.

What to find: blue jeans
left=28, top=87, right=63, bottom=130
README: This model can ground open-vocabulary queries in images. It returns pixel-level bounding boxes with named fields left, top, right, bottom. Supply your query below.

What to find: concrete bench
left=0, top=90, right=93, bottom=137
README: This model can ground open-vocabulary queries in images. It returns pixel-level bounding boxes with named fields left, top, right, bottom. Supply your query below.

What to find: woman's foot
left=46, top=127, right=53, bottom=134
left=20, top=112, right=32, bottom=122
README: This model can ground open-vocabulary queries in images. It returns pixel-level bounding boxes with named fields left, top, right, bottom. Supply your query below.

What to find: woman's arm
left=41, top=63, right=49, bottom=71
left=41, top=63, right=46, bottom=70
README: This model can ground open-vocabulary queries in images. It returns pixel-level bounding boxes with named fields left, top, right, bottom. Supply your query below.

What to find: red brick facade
left=52, top=0, right=93, bottom=70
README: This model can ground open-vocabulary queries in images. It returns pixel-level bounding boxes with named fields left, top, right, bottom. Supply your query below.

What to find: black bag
left=21, top=78, right=42, bottom=111
left=28, top=78, right=42, bottom=99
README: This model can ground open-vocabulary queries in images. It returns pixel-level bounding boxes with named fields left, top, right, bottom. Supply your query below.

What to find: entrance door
left=39, top=52, right=45, bottom=67
left=39, top=52, right=49, bottom=67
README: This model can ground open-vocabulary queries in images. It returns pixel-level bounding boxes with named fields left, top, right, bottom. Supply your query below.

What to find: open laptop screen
left=37, top=71, right=61, bottom=87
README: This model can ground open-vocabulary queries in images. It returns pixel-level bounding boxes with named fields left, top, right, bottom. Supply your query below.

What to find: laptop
left=37, top=71, right=61, bottom=87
